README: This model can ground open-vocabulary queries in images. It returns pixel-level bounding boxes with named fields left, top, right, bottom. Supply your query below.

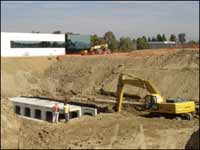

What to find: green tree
left=103, top=31, right=116, bottom=44
left=178, top=33, right=186, bottom=44
left=142, top=36, right=149, bottom=49
left=98, top=37, right=106, bottom=44
left=126, top=37, right=134, bottom=50
left=156, top=34, right=163, bottom=41
left=119, top=37, right=134, bottom=51
left=162, top=34, right=166, bottom=41
left=132, top=38, right=137, bottom=50
left=103, top=31, right=118, bottom=50
left=119, top=38, right=125, bottom=51
left=109, top=39, right=119, bottom=51
left=148, top=37, right=151, bottom=42
left=152, top=37, right=156, bottom=41
left=187, top=40, right=197, bottom=45
left=142, top=36, right=147, bottom=42
left=178, top=33, right=186, bottom=50
left=137, top=37, right=149, bottom=50
left=91, top=34, right=100, bottom=46
left=52, top=30, right=61, bottom=34
left=91, top=35, right=106, bottom=46
left=169, top=34, right=177, bottom=42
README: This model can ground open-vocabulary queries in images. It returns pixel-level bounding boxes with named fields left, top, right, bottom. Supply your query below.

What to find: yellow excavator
left=80, top=44, right=111, bottom=55
left=115, top=73, right=195, bottom=120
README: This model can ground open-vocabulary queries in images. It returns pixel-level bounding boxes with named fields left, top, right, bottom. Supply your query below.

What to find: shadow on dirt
left=99, top=88, right=141, bottom=100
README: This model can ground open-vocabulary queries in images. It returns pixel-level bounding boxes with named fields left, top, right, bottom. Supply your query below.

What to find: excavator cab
left=144, top=94, right=159, bottom=110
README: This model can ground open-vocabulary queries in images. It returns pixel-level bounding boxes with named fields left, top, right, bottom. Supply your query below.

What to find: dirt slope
left=2, top=49, right=199, bottom=101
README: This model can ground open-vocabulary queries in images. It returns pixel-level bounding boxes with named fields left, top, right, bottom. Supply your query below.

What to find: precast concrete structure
left=9, top=97, right=97, bottom=122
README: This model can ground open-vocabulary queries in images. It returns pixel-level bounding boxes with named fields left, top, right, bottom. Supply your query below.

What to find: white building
left=1, top=32, right=66, bottom=57
left=148, top=41, right=177, bottom=49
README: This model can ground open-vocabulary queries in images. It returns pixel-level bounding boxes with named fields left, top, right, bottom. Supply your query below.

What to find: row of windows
left=149, top=44, right=176, bottom=49
left=66, top=34, right=90, bottom=51
left=11, top=41, right=65, bottom=48
left=15, top=106, right=46, bottom=120
left=15, top=105, right=78, bottom=121
left=10, top=35, right=91, bottom=51
left=11, top=40, right=90, bottom=50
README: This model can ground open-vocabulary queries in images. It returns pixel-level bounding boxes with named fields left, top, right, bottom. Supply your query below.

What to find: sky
left=1, top=1, right=199, bottom=41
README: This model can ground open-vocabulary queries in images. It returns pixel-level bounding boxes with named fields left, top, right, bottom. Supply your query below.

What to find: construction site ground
left=1, top=48, right=199, bottom=149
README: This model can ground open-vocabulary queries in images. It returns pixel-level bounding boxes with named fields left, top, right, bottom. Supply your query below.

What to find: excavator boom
left=116, top=73, right=163, bottom=112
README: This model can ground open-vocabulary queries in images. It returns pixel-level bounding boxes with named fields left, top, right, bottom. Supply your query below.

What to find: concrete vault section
left=9, top=97, right=97, bottom=122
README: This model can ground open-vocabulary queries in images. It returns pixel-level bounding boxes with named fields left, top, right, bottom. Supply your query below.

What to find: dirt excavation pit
left=1, top=48, right=199, bottom=149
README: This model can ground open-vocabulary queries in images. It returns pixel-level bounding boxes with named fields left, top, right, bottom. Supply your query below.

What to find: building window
left=46, top=111, right=53, bottom=122
left=83, top=112, right=92, bottom=116
left=11, top=41, right=65, bottom=48
left=15, top=105, right=21, bottom=115
left=34, top=109, right=41, bottom=119
left=59, top=113, right=65, bottom=121
left=70, top=111, right=78, bottom=118
left=65, top=34, right=91, bottom=53
left=24, top=107, right=31, bottom=117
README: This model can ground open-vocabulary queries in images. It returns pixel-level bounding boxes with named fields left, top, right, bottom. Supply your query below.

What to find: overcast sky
left=1, top=1, right=199, bottom=41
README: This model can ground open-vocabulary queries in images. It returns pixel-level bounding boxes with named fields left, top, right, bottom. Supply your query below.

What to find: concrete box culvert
left=9, top=97, right=97, bottom=122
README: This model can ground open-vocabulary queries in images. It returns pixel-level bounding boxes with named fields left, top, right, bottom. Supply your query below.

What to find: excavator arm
left=115, top=73, right=163, bottom=112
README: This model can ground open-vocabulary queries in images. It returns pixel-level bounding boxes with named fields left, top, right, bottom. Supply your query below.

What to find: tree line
left=34, top=30, right=198, bottom=51
left=91, top=31, right=197, bottom=51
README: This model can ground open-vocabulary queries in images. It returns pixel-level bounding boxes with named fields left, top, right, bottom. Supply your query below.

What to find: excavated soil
left=1, top=49, right=199, bottom=101
left=14, top=112, right=199, bottom=149
left=1, top=48, right=199, bottom=149
left=1, top=98, right=21, bottom=149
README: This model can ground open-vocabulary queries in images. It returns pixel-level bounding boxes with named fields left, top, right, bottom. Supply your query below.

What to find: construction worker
left=52, top=103, right=59, bottom=123
left=63, top=102, right=70, bottom=122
